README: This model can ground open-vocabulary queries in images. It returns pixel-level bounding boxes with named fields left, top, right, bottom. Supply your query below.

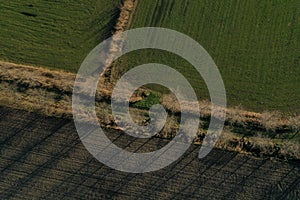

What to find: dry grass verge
left=0, top=60, right=299, bottom=160
left=162, top=93, right=300, bottom=133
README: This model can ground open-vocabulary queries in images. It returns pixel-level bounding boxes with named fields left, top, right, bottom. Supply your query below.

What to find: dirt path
left=101, top=0, right=138, bottom=84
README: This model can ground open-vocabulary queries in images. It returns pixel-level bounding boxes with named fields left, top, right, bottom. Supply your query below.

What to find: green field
left=0, top=0, right=119, bottom=72
left=115, top=0, right=300, bottom=113
left=1, top=0, right=299, bottom=113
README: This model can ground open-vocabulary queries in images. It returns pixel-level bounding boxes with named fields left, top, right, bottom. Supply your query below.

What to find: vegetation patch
left=132, top=91, right=162, bottom=110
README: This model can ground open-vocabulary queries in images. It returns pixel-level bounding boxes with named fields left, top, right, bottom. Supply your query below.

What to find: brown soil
left=0, top=106, right=299, bottom=199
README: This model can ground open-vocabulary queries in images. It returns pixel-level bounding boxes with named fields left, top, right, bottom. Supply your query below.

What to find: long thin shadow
left=53, top=128, right=156, bottom=199
left=59, top=132, right=144, bottom=199
left=170, top=150, right=238, bottom=199
left=265, top=166, right=296, bottom=199
left=146, top=145, right=200, bottom=194
left=200, top=155, right=250, bottom=199
left=222, top=159, right=267, bottom=199
left=4, top=119, right=70, bottom=199
left=0, top=115, right=40, bottom=147
left=277, top=175, right=300, bottom=200
left=42, top=125, right=110, bottom=199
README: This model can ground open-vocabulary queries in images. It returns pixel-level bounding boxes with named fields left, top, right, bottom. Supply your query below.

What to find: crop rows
left=0, top=106, right=299, bottom=199
left=0, top=0, right=120, bottom=72
left=120, top=0, right=300, bottom=113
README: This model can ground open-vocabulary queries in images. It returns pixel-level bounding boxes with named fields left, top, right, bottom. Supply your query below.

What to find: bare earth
left=0, top=106, right=299, bottom=199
